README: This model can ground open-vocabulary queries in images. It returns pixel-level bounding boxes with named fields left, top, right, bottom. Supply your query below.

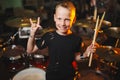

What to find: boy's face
left=54, top=6, right=74, bottom=34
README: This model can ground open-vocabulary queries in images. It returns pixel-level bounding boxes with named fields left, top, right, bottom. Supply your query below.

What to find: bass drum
left=12, top=67, right=46, bottom=80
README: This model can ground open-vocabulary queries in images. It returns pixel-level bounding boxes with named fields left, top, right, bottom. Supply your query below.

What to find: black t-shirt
left=36, top=31, right=82, bottom=72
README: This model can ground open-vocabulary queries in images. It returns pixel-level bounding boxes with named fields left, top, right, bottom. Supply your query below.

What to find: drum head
left=13, top=67, right=46, bottom=80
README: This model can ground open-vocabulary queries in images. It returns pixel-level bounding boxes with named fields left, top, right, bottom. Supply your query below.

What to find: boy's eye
left=58, top=18, right=61, bottom=20
left=65, top=19, right=70, bottom=21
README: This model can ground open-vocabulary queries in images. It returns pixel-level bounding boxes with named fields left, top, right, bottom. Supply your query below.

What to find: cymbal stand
left=2, top=31, right=18, bottom=47
left=115, top=38, right=120, bottom=48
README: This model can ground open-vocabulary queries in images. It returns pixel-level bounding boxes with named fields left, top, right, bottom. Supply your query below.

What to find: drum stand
left=2, top=31, right=18, bottom=47
left=115, top=38, right=120, bottom=48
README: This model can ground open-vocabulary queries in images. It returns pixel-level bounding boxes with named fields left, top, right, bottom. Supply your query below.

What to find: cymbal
left=104, top=27, right=120, bottom=38
left=93, top=19, right=112, bottom=27
left=96, top=46, right=120, bottom=62
left=35, top=27, right=56, bottom=38
left=71, top=19, right=95, bottom=38
left=5, top=18, right=36, bottom=28
left=74, top=19, right=95, bottom=29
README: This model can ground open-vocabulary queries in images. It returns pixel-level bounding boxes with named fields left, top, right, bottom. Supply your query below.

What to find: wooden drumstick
left=98, top=12, right=106, bottom=30
left=88, top=11, right=106, bottom=67
left=93, top=7, right=97, bottom=21
left=88, top=16, right=99, bottom=67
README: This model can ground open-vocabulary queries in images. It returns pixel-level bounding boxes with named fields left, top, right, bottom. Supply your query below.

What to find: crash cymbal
left=96, top=46, right=120, bottom=62
left=104, top=27, right=120, bottom=38
left=5, top=18, right=36, bottom=28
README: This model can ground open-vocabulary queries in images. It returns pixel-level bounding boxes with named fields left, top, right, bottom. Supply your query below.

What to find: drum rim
left=33, top=54, right=44, bottom=58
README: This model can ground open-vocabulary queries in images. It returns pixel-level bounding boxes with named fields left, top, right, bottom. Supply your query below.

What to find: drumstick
left=88, top=16, right=99, bottom=67
left=93, top=7, right=97, bottom=21
left=88, top=12, right=106, bottom=67
left=92, top=16, right=100, bottom=44
left=98, top=12, right=106, bottom=30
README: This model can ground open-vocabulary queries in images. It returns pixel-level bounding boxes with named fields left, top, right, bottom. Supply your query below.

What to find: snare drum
left=28, top=53, right=47, bottom=70
left=2, top=45, right=26, bottom=72
left=28, top=48, right=49, bottom=70
left=12, top=67, right=46, bottom=80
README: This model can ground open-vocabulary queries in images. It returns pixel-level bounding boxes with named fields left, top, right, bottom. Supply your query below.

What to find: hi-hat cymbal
left=104, top=27, right=120, bottom=38
left=5, top=18, right=36, bottom=28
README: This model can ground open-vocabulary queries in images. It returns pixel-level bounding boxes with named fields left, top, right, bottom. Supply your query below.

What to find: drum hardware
left=2, top=45, right=26, bottom=72
left=18, top=27, right=30, bottom=39
left=96, top=46, right=120, bottom=76
left=96, top=46, right=120, bottom=62
left=18, top=27, right=55, bottom=39
left=98, top=58, right=119, bottom=70
left=2, top=31, right=18, bottom=47
left=113, top=48, right=120, bottom=55
left=115, top=38, right=120, bottom=48
left=104, top=27, right=120, bottom=47
left=79, top=69, right=111, bottom=80
left=96, top=58, right=119, bottom=76
left=74, top=71, right=81, bottom=80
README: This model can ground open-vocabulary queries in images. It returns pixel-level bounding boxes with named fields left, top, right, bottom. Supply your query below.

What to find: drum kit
left=0, top=17, right=120, bottom=80
left=0, top=18, right=55, bottom=80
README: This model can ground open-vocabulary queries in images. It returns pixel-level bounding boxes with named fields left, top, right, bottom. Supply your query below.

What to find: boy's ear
left=54, top=14, right=55, bottom=21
